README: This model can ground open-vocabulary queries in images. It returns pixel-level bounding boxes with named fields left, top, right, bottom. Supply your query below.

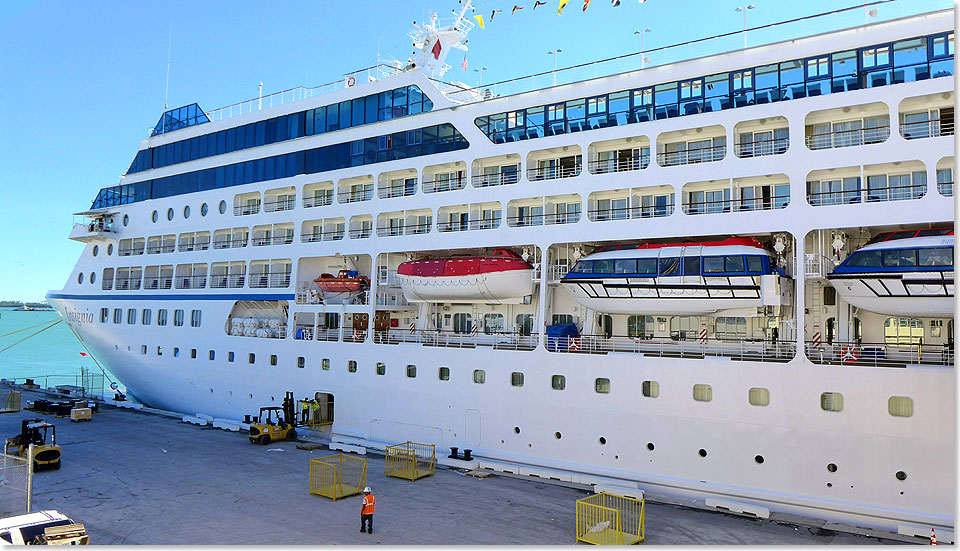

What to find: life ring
left=840, top=346, right=859, bottom=363
left=346, top=76, right=356, bottom=87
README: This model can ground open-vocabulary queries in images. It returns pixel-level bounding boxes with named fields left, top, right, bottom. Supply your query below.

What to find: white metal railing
left=506, top=212, right=580, bottom=227
left=422, top=177, right=466, bottom=193
left=234, top=202, right=261, bottom=216
left=376, top=290, right=408, bottom=306
left=338, top=190, right=374, bottom=204
left=178, top=240, right=210, bottom=252
left=264, top=198, right=296, bottom=213
left=113, top=277, right=142, bottom=291
left=546, top=334, right=795, bottom=362
left=734, top=136, right=790, bottom=158
left=144, top=277, right=173, bottom=290
left=805, top=125, right=890, bottom=150
left=378, top=184, right=417, bottom=199
left=803, top=253, right=833, bottom=278
left=373, top=328, right=539, bottom=351
left=526, top=164, right=582, bottom=181
left=303, top=194, right=334, bottom=208
left=210, top=274, right=246, bottom=289
left=658, top=144, right=726, bottom=166
left=900, top=118, right=955, bottom=140
left=349, top=228, right=372, bottom=239
left=587, top=203, right=675, bottom=221
left=471, top=171, right=520, bottom=188
left=174, top=275, right=208, bottom=290
left=437, top=218, right=501, bottom=232
left=588, top=156, right=650, bottom=175
left=249, top=272, right=291, bottom=288
left=805, top=340, right=954, bottom=367
left=548, top=265, right=570, bottom=283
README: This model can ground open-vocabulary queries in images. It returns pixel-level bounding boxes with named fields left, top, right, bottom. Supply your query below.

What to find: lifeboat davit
left=397, top=249, right=535, bottom=304
left=827, top=228, right=954, bottom=317
left=313, top=270, right=370, bottom=303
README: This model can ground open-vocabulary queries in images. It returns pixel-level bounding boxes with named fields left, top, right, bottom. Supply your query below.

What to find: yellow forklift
left=5, top=419, right=61, bottom=471
left=248, top=392, right=297, bottom=444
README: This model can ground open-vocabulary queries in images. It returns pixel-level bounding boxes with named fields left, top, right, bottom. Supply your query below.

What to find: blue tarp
left=546, top=323, right=580, bottom=352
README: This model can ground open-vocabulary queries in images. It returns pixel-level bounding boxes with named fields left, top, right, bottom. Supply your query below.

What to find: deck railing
left=337, top=190, right=374, bottom=204
left=506, top=212, right=581, bottom=227
left=900, top=117, right=955, bottom=140
left=174, top=275, right=208, bottom=289
left=422, top=177, right=466, bottom=194
left=471, top=171, right=520, bottom=188
left=113, top=277, right=142, bottom=291
left=805, top=125, right=890, bottom=150
left=588, top=156, right=650, bottom=175
left=587, top=203, right=675, bottom=221
left=373, top=328, right=539, bottom=351
left=807, top=183, right=925, bottom=206
left=249, top=272, right=291, bottom=289
left=178, top=240, right=210, bottom=252
left=303, top=194, right=334, bottom=208
left=683, top=193, right=790, bottom=214
left=264, top=198, right=296, bottom=213
left=547, top=334, right=795, bottom=362
left=234, top=202, right=261, bottom=216
left=804, top=340, right=954, bottom=367
left=209, top=274, right=246, bottom=289
left=526, top=164, right=582, bottom=181
left=734, top=136, right=789, bottom=158
left=657, top=144, right=726, bottom=167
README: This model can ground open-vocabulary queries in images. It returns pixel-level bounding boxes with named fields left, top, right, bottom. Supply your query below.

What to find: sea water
left=0, top=308, right=117, bottom=391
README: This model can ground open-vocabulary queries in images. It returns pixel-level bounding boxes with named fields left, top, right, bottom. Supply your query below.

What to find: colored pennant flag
left=461, top=56, right=468, bottom=70
left=533, top=1, right=547, bottom=9
left=611, top=0, right=620, bottom=5
left=431, top=40, right=442, bottom=60
left=474, top=14, right=485, bottom=28
left=558, top=0, right=570, bottom=14
left=490, top=9, right=502, bottom=20
left=512, top=5, right=524, bottom=14
left=582, top=0, right=592, bottom=11
left=638, top=0, right=647, bottom=3
left=79, top=352, right=88, bottom=357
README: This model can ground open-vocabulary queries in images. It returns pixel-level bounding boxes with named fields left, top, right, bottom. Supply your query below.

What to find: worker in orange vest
left=360, top=486, right=376, bottom=534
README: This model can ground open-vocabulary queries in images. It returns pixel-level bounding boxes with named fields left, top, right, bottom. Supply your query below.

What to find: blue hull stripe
left=46, top=292, right=295, bottom=302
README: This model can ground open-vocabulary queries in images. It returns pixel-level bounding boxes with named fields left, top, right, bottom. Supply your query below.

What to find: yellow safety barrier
left=575, top=492, right=645, bottom=545
left=385, top=441, right=436, bottom=481
left=309, top=454, right=367, bottom=501
left=0, top=391, right=21, bottom=414
left=297, top=400, right=333, bottom=427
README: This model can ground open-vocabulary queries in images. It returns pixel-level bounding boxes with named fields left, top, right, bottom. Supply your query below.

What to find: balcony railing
left=734, top=136, right=789, bottom=158
left=349, top=228, right=372, bottom=239
left=506, top=212, right=581, bottom=227
left=437, top=218, right=501, bottom=232
left=938, top=180, right=953, bottom=197
left=657, top=144, right=726, bottom=167
left=900, top=118, right=955, bottom=140
left=144, top=277, right=173, bottom=290
left=805, top=340, right=954, bottom=368
left=212, top=237, right=249, bottom=249
left=234, top=202, right=261, bottom=216
left=341, top=328, right=368, bottom=343
left=422, top=177, right=466, bottom=194
left=118, top=246, right=145, bottom=257
left=375, top=290, right=409, bottom=306
left=263, top=198, right=296, bottom=213
left=807, top=183, right=925, bottom=206
left=405, top=223, right=431, bottom=236
left=587, top=203, right=675, bottom=221
left=378, top=184, right=417, bottom=199
left=547, top=265, right=569, bottom=283
left=178, top=240, right=210, bottom=252
left=372, top=328, right=539, bottom=351
left=546, top=334, right=795, bottom=362
left=337, top=190, right=374, bottom=204
left=252, top=234, right=294, bottom=246
left=175, top=275, right=208, bottom=289
left=303, top=230, right=343, bottom=242
left=587, top=156, right=650, bottom=175
left=805, top=125, right=890, bottom=150
left=210, top=274, right=245, bottom=289
left=683, top=193, right=790, bottom=215
left=249, top=272, right=291, bottom=288
left=303, top=194, right=334, bottom=208
left=526, top=164, right=582, bottom=181
left=113, top=277, right=142, bottom=291
left=147, top=244, right=176, bottom=254
left=471, top=171, right=519, bottom=188
left=803, top=253, right=833, bottom=279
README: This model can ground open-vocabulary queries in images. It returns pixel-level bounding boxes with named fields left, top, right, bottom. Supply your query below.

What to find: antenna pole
left=164, top=23, right=172, bottom=110
left=456, top=0, right=473, bottom=22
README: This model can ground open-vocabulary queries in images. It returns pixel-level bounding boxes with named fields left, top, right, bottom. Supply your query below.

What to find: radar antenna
left=407, top=0, right=474, bottom=78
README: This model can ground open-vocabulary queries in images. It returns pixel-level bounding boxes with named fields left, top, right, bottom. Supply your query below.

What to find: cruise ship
left=48, top=0, right=955, bottom=537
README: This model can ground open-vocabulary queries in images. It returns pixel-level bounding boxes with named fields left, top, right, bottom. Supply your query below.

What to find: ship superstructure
left=50, top=1, right=955, bottom=537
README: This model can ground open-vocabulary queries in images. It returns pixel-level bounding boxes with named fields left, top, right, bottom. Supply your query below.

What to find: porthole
left=167, top=208, right=174, bottom=221
left=201, top=203, right=208, bottom=216
left=698, top=448, right=707, bottom=458
left=89, top=272, right=96, bottom=284
left=92, top=245, right=99, bottom=257
left=123, top=214, right=129, bottom=226
left=513, top=426, right=521, bottom=434
left=77, top=272, right=84, bottom=284
left=896, top=471, right=907, bottom=481
left=209, top=388, right=213, bottom=393
left=152, top=210, right=159, bottom=223
left=827, top=463, right=838, bottom=473
left=647, top=442, right=655, bottom=451
left=754, top=455, right=764, bottom=464
left=826, top=482, right=833, bottom=488
left=219, top=200, right=227, bottom=214
left=554, top=432, right=562, bottom=440
left=107, top=243, right=113, bottom=255
left=270, top=396, right=275, bottom=402
left=183, top=205, right=191, bottom=219
left=599, top=437, right=607, bottom=445
left=248, top=393, right=253, bottom=398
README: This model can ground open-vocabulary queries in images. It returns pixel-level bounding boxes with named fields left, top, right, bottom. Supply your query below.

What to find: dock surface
left=2, top=391, right=912, bottom=545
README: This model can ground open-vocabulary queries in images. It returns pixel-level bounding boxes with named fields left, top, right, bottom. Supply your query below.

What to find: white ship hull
left=398, top=270, right=535, bottom=304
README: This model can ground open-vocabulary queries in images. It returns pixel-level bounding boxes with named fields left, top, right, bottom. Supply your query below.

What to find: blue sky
left=0, top=0, right=907, bottom=301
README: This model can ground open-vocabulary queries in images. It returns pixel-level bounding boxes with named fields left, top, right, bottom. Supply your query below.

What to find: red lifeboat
left=396, top=249, right=535, bottom=304
left=313, top=270, right=370, bottom=293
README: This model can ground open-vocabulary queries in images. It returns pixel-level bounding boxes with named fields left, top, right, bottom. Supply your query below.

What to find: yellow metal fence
left=576, top=492, right=645, bottom=545
left=385, top=441, right=435, bottom=481
left=309, top=454, right=366, bottom=501
left=297, top=399, right=333, bottom=426
left=0, top=392, right=21, bottom=414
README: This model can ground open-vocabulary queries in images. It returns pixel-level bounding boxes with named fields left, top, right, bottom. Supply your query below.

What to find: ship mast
left=407, top=0, right=474, bottom=78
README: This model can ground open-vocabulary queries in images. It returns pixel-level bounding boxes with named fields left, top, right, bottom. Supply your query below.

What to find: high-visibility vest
left=361, top=494, right=376, bottom=515
left=301, top=401, right=310, bottom=411
left=311, top=400, right=321, bottom=411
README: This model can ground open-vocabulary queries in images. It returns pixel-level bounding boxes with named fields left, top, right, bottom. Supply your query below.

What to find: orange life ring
left=346, top=76, right=356, bottom=87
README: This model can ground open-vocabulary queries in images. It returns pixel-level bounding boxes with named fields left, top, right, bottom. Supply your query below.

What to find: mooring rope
left=0, top=319, right=63, bottom=354
left=0, top=318, right=62, bottom=340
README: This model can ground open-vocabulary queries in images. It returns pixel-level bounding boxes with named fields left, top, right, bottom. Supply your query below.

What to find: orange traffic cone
left=930, top=528, right=938, bottom=545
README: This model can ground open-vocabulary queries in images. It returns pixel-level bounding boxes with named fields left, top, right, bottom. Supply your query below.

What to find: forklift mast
left=282, top=391, right=296, bottom=428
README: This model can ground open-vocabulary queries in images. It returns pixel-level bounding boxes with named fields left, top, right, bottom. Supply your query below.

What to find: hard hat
left=363, top=486, right=371, bottom=493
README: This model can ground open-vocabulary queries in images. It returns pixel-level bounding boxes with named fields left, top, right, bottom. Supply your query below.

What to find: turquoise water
left=0, top=307, right=116, bottom=390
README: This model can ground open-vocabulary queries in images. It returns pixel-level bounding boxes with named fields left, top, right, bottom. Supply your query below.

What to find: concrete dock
left=0, top=389, right=916, bottom=545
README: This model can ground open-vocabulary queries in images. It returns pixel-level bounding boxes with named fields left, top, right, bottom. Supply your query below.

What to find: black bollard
left=448, top=446, right=460, bottom=459
left=243, top=414, right=252, bottom=424
left=462, top=449, right=473, bottom=461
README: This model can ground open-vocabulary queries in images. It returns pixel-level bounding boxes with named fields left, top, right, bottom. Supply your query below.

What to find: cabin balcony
left=587, top=185, right=674, bottom=221
left=682, top=175, right=790, bottom=215
left=506, top=194, right=581, bottom=228
left=210, top=262, right=246, bottom=289
left=806, top=161, right=927, bottom=207
left=376, top=210, right=432, bottom=237
left=804, top=102, right=889, bottom=150
left=302, top=181, right=334, bottom=208
left=177, top=231, right=210, bottom=252
left=337, top=175, right=374, bottom=204
left=144, top=265, right=173, bottom=290
left=733, top=116, right=789, bottom=158
left=373, top=329, right=539, bottom=351
left=301, top=218, right=345, bottom=243
left=805, top=340, right=954, bottom=368
left=174, top=264, right=208, bottom=290
left=263, top=186, right=296, bottom=213
left=437, top=202, right=502, bottom=233
left=118, top=238, right=145, bottom=257
left=234, top=192, right=261, bottom=216
left=252, top=224, right=294, bottom=246
left=657, top=126, right=726, bottom=167
left=898, top=92, right=954, bottom=140
left=936, top=157, right=953, bottom=197
left=349, top=215, right=372, bottom=239
left=546, top=334, right=795, bottom=363
left=422, top=162, right=466, bottom=194
left=69, top=213, right=116, bottom=243
left=471, top=154, right=520, bottom=188
left=111, top=267, right=143, bottom=291
left=377, top=169, right=418, bottom=199
left=526, top=146, right=582, bottom=181
left=212, top=228, right=248, bottom=249
left=146, top=235, right=176, bottom=254
left=249, top=270, right=291, bottom=289
left=587, top=137, right=650, bottom=175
